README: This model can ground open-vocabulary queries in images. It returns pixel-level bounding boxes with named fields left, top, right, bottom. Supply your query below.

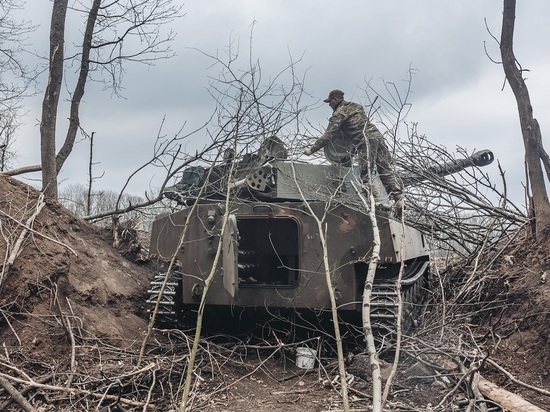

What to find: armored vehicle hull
left=148, top=144, right=493, bottom=333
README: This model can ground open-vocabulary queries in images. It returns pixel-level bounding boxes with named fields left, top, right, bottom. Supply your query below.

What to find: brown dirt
left=0, top=176, right=151, bottom=349
left=0, top=173, right=549, bottom=411
left=474, top=228, right=550, bottom=410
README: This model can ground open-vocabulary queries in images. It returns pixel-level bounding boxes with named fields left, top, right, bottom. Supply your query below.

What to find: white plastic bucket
left=295, top=347, right=317, bottom=370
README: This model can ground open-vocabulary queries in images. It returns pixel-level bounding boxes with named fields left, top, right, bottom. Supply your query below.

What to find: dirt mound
left=435, top=226, right=550, bottom=410
left=0, top=174, right=152, bottom=358
left=478, top=228, right=550, bottom=403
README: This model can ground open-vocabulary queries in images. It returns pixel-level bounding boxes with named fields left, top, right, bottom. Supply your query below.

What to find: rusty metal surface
left=150, top=200, right=429, bottom=312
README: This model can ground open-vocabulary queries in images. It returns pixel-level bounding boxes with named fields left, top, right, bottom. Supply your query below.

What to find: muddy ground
left=0, top=174, right=548, bottom=411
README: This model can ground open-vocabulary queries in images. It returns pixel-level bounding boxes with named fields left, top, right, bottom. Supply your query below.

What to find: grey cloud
left=9, top=0, right=550, bottom=205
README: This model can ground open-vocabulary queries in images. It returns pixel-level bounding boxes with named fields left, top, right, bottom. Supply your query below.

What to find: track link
left=370, top=260, right=429, bottom=337
left=146, top=271, right=183, bottom=326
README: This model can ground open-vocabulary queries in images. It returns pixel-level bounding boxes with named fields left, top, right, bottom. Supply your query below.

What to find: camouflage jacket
left=310, top=100, right=383, bottom=154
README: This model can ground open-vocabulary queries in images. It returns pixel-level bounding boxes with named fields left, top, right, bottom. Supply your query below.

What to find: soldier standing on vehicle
left=303, top=89, right=403, bottom=213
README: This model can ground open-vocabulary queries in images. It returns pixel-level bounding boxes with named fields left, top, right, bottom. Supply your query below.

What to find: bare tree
left=40, top=0, right=67, bottom=199
left=500, top=0, right=550, bottom=232
left=0, top=113, right=18, bottom=171
left=59, top=183, right=146, bottom=218
left=40, top=0, right=182, bottom=199
left=361, top=73, right=526, bottom=260
left=0, top=0, right=36, bottom=171
left=0, top=0, right=33, bottom=103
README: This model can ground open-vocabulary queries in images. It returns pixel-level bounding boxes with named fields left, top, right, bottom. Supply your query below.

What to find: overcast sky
left=11, top=0, right=550, bottom=205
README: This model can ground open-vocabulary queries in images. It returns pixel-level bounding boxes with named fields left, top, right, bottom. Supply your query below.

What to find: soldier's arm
left=308, top=110, right=346, bottom=154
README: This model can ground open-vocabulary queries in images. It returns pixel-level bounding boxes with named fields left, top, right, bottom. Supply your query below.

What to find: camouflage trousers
left=356, top=136, right=403, bottom=199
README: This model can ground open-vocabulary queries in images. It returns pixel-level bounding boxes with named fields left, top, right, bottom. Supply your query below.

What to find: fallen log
left=0, top=375, right=37, bottom=412
left=478, top=375, right=546, bottom=412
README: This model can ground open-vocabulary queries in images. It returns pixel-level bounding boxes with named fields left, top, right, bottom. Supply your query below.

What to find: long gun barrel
left=401, top=150, right=494, bottom=187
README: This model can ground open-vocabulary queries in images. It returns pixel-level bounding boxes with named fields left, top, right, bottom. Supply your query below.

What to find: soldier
left=303, top=89, right=403, bottom=213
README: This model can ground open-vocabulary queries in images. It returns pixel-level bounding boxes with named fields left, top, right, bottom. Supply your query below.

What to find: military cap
left=323, top=89, right=345, bottom=103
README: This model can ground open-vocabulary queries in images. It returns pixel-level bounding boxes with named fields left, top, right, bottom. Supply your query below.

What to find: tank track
left=370, top=260, right=429, bottom=338
left=145, top=262, right=428, bottom=334
left=146, top=271, right=183, bottom=326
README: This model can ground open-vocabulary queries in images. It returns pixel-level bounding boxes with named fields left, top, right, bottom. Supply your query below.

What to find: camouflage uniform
left=309, top=100, right=403, bottom=199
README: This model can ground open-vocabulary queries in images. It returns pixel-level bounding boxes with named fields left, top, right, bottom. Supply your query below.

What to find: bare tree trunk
left=291, top=161, right=350, bottom=412
left=501, top=0, right=550, bottom=231
left=87, top=132, right=95, bottom=216
left=40, top=0, right=67, bottom=199
left=56, top=0, right=100, bottom=173
left=179, top=156, right=238, bottom=411
left=478, top=375, right=546, bottom=412
left=355, top=181, right=382, bottom=412
left=2, top=165, right=41, bottom=176
left=316, top=221, right=350, bottom=411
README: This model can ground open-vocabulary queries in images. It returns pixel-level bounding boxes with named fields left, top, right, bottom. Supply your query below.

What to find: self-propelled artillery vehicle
left=147, top=137, right=494, bottom=334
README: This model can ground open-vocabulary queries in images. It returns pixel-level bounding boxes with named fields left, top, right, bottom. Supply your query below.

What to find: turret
left=164, top=139, right=494, bottom=205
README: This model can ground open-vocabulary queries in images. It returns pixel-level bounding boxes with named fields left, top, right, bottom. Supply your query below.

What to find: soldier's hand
left=303, top=147, right=313, bottom=156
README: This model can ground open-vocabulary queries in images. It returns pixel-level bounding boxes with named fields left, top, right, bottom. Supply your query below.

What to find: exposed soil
left=0, top=173, right=549, bottom=411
